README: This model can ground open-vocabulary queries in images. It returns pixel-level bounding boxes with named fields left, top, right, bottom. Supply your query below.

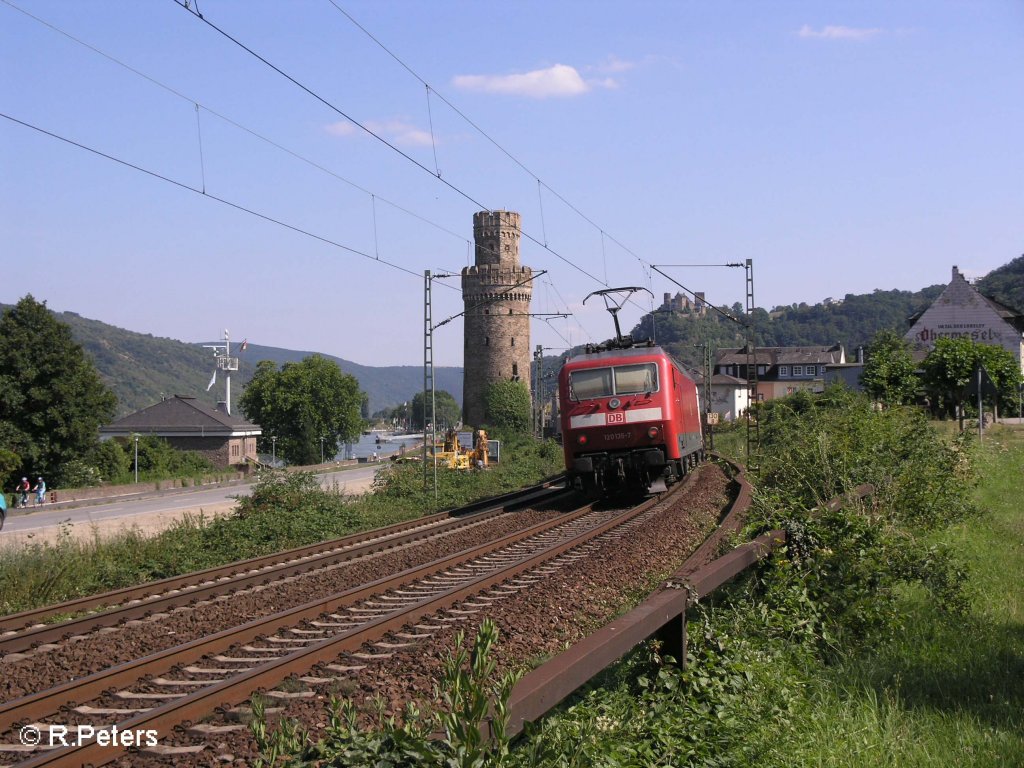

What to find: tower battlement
left=471, top=210, right=522, bottom=269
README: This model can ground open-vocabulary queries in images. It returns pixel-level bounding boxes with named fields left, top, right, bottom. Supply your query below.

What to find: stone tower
left=461, top=210, right=532, bottom=427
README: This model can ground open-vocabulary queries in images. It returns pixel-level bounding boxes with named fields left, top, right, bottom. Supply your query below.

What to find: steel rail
left=5, top=490, right=669, bottom=768
left=0, top=481, right=566, bottom=640
left=0, top=495, right=598, bottom=736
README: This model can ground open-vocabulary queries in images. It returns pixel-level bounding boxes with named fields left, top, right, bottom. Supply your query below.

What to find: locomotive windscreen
left=614, top=363, right=658, bottom=394
left=569, top=363, right=658, bottom=400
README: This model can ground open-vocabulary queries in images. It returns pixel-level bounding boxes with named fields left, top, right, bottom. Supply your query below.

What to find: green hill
left=628, top=285, right=946, bottom=372
left=976, top=253, right=1024, bottom=313
left=36, top=310, right=462, bottom=418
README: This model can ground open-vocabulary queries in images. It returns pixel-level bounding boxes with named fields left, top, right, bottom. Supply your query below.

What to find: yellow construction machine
left=431, top=428, right=489, bottom=470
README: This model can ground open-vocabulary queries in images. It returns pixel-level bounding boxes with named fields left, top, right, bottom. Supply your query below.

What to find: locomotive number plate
left=606, top=412, right=626, bottom=424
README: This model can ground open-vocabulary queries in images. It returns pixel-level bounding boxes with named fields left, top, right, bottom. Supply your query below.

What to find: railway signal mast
left=203, top=329, right=240, bottom=415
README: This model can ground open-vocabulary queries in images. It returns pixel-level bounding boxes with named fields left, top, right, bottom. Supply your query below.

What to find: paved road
left=0, top=464, right=383, bottom=540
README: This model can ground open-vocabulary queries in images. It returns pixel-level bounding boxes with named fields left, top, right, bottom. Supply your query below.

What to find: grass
left=734, top=423, right=1024, bottom=766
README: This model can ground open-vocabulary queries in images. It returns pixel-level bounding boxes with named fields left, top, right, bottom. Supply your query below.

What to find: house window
left=779, top=366, right=789, bottom=377
left=793, top=365, right=803, bottom=376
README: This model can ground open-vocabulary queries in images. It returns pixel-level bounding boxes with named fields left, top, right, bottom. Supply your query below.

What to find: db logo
left=606, top=412, right=625, bottom=424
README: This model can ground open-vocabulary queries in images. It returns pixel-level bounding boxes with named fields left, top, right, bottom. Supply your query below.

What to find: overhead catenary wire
left=0, top=0, right=476, bottom=255
left=171, top=0, right=607, bottom=288
left=10, top=0, right=745, bottom=347
left=1, top=0, right=529, bottom=287
left=194, top=103, right=206, bottom=194
left=326, top=0, right=641, bottom=275
left=1, top=112, right=432, bottom=284
left=322, top=2, right=727, bottom=324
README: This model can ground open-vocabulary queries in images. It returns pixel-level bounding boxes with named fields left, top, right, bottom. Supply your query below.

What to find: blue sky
left=3, top=1, right=1022, bottom=366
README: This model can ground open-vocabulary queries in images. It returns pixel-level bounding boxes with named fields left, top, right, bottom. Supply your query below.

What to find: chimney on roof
left=952, top=265, right=961, bottom=281
left=215, top=400, right=227, bottom=412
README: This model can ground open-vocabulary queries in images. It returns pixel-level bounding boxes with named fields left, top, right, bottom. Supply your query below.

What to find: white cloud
left=325, top=121, right=357, bottom=138
left=798, top=24, right=883, bottom=41
left=593, top=55, right=637, bottom=74
left=453, top=64, right=589, bottom=99
left=325, top=118, right=434, bottom=147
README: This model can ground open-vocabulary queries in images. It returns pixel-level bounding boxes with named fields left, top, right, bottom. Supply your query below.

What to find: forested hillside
left=976, top=254, right=1024, bottom=313
left=0, top=305, right=462, bottom=418
left=628, top=285, right=945, bottom=371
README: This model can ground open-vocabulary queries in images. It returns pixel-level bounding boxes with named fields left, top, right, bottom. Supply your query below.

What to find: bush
left=483, top=380, right=532, bottom=434
left=748, top=386, right=975, bottom=645
left=90, top=440, right=130, bottom=483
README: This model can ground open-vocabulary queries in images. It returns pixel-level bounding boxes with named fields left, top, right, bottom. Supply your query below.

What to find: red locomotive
left=557, top=288, right=704, bottom=494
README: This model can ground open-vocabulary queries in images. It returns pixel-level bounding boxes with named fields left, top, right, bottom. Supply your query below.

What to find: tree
left=410, top=390, right=461, bottom=431
left=483, top=380, right=532, bottom=434
left=920, top=337, right=1022, bottom=426
left=239, top=355, right=364, bottom=465
left=859, top=330, right=917, bottom=406
left=0, top=295, right=117, bottom=486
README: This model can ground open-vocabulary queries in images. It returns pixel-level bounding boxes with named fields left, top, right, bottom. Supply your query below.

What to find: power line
left=171, top=0, right=607, bottom=288
left=2, top=0, right=521, bottom=283
left=1, top=0, right=472, bottom=252
left=1, top=111, right=435, bottom=284
left=325, top=2, right=659, bottom=283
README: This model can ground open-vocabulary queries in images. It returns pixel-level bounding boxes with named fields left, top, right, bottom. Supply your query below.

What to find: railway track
left=0, top=465, right=734, bottom=767
left=0, top=481, right=567, bottom=658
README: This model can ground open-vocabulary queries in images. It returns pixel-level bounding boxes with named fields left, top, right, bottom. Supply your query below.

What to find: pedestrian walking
left=16, top=477, right=30, bottom=508
left=32, top=477, right=46, bottom=506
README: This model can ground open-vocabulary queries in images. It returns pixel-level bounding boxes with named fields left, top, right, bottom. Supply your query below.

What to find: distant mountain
left=41, top=310, right=462, bottom=418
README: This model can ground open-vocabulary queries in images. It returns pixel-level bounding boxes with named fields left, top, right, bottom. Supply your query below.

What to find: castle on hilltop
left=461, top=211, right=533, bottom=426
left=661, top=291, right=707, bottom=316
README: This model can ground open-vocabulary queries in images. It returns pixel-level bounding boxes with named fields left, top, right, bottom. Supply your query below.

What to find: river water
left=335, top=432, right=421, bottom=461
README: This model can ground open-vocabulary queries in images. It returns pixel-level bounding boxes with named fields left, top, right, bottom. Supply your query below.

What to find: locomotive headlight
left=647, top=426, right=660, bottom=439
left=577, top=434, right=588, bottom=445
left=608, top=397, right=621, bottom=409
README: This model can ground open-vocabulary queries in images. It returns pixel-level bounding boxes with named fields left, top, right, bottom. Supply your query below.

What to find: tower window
left=512, top=363, right=519, bottom=379
left=485, top=337, right=490, bottom=346
left=511, top=337, right=515, bottom=347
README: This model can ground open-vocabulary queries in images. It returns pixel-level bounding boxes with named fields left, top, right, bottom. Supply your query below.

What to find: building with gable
left=100, top=395, right=261, bottom=469
left=713, top=343, right=847, bottom=403
left=905, top=266, right=1024, bottom=370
